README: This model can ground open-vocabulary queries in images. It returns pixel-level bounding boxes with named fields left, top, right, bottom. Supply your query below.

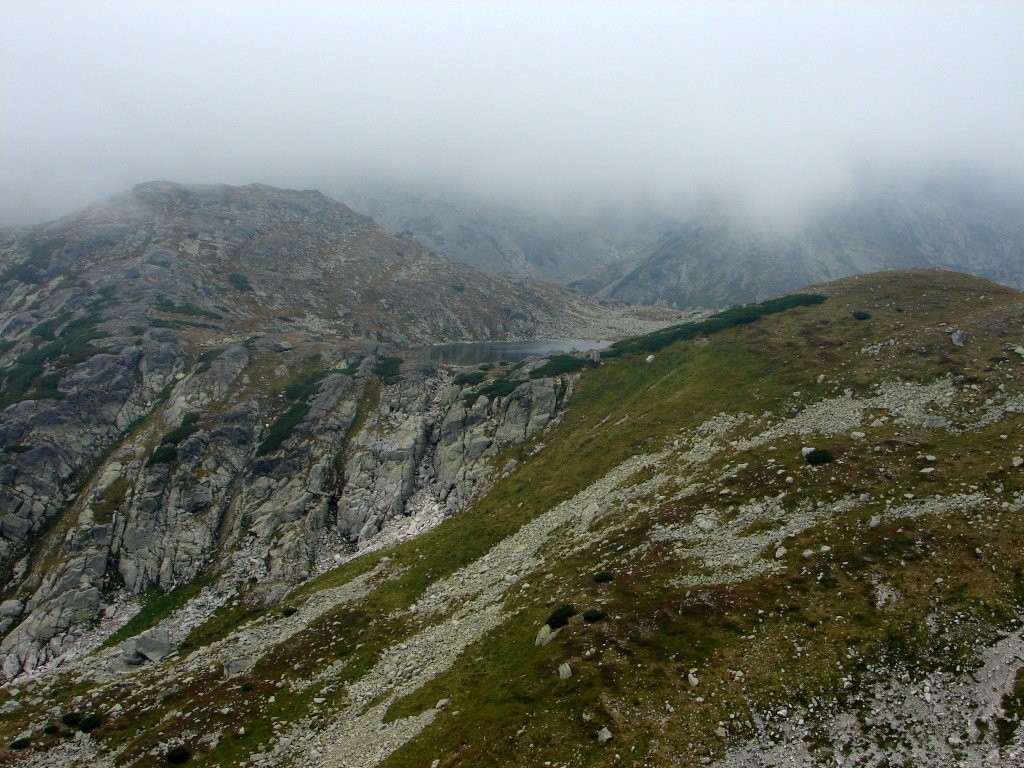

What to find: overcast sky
left=2, top=1, right=1023, bottom=225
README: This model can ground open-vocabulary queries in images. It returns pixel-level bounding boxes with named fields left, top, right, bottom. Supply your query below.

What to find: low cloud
left=2, top=1, right=1023, bottom=226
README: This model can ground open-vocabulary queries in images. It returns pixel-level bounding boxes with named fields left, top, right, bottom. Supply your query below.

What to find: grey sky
left=2, top=1, right=1023, bottom=225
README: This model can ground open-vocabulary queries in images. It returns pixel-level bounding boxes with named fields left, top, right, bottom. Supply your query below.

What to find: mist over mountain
left=337, top=170, right=1024, bottom=306
left=5, top=3, right=1024, bottom=767
left=3, top=2, right=1023, bottom=233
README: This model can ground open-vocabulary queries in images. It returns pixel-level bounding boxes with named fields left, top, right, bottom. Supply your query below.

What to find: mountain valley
left=1, top=241, right=1022, bottom=765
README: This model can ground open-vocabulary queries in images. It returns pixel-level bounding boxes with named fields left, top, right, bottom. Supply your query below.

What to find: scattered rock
left=558, top=663, right=572, bottom=680
left=597, top=727, right=613, bottom=743
left=119, top=627, right=173, bottom=667
left=535, top=624, right=559, bottom=647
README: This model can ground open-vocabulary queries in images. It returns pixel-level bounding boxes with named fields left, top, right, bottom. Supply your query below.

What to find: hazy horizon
left=2, top=1, right=1023, bottom=227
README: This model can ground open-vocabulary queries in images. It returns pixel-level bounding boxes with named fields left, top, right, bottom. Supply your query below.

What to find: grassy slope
left=2, top=270, right=1023, bottom=767
left=373, top=270, right=1024, bottom=767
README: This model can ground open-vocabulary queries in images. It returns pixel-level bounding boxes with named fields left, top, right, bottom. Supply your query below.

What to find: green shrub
left=32, top=372, right=64, bottom=400
left=804, top=448, right=835, bottom=465
left=31, top=313, right=70, bottom=340
left=194, top=349, right=223, bottom=375
left=603, top=293, right=828, bottom=359
left=454, top=371, right=486, bottom=386
left=10, top=737, right=31, bottom=750
left=256, top=368, right=334, bottom=455
left=150, top=318, right=193, bottom=330
left=146, top=444, right=178, bottom=466
left=257, top=402, right=310, bottom=455
left=852, top=310, right=872, bottom=321
left=529, top=355, right=594, bottom=379
left=593, top=571, right=614, bottom=584
left=282, top=606, right=297, bottom=617
left=228, top=273, right=253, bottom=292
left=43, top=724, right=59, bottom=735
left=373, top=356, right=403, bottom=381
left=546, top=604, right=577, bottom=629
left=583, top=609, right=606, bottom=623
left=166, top=745, right=191, bottom=764
left=160, top=413, right=200, bottom=447
left=78, top=713, right=102, bottom=732
left=477, top=378, right=520, bottom=401
left=283, top=370, right=328, bottom=401
left=240, top=682, right=253, bottom=692
left=59, top=712, right=82, bottom=727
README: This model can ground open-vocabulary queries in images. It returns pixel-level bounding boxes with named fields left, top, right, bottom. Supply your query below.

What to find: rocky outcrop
left=0, top=338, right=184, bottom=578
left=0, top=181, right=678, bottom=677
left=0, top=347, right=578, bottom=677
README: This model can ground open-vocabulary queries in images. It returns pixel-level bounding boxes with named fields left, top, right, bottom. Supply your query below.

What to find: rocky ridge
left=1, top=182, right=679, bottom=680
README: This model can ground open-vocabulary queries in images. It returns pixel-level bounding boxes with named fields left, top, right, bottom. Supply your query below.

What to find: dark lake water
left=417, top=339, right=612, bottom=366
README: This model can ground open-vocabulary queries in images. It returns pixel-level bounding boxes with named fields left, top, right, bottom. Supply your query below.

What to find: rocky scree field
left=1, top=269, right=1024, bottom=768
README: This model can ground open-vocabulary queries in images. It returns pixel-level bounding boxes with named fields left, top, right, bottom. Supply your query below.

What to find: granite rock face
left=0, top=345, right=577, bottom=677
left=0, top=182, right=631, bottom=677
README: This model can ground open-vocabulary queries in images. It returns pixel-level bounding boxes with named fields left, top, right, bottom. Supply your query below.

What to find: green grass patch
left=93, top=478, right=130, bottom=524
left=103, top=575, right=215, bottom=648
left=154, top=298, right=221, bottom=320
left=454, top=370, right=486, bottom=386
left=529, top=355, right=596, bottom=379
left=0, top=308, right=108, bottom=408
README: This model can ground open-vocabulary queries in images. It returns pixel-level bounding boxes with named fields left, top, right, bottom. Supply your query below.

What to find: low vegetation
left=0, top=308, right=109, bottom=408
left=603, top=292, right=827, bottom=358
left=546, top=604, right=577, bottom=629
left=154, top=298, right=222, bottom=320
left=257, top=366, right=333, bottom=455
left=373, top=356, right=403, bottom=384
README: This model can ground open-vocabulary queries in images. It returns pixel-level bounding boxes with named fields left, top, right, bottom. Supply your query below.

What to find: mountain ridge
left=336, top=174, right=1024, bottom=307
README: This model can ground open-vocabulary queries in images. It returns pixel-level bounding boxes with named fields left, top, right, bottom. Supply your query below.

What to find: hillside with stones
left=0, top=182, right=682, bottom=680
left=1, top=269, right=1023, bottom=767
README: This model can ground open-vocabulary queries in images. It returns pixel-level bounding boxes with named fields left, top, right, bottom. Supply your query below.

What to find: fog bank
left=2, top=1, right=1022, bottom=226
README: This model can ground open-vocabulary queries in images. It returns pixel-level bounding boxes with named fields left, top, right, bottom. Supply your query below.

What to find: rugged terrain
left=0, top=182, right=681, bottom=680
left=1, top=269, right=1023, bottom=767
left=339, top=174, right=1024, bottom=306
